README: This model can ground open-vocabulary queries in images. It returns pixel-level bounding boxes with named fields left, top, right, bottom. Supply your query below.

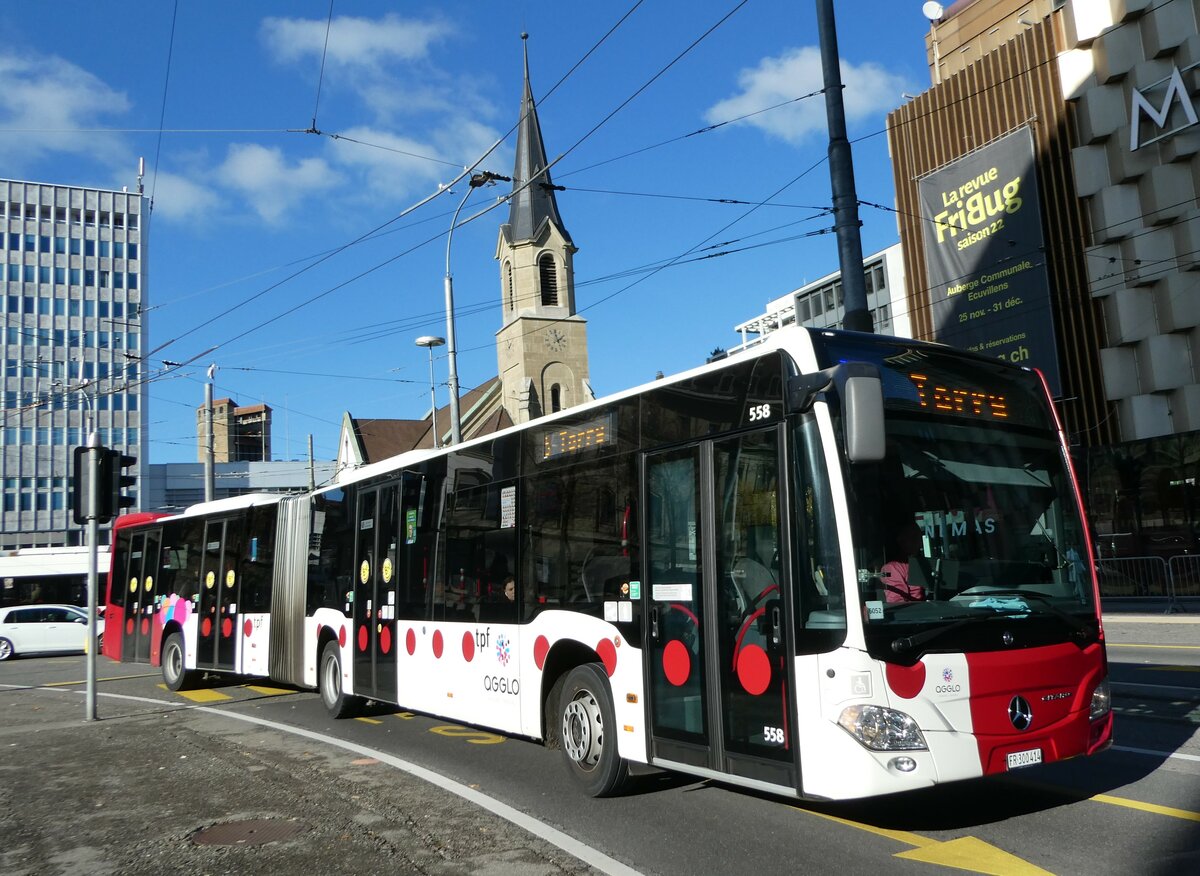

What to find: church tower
left=495, top=35, right=592, bottom=424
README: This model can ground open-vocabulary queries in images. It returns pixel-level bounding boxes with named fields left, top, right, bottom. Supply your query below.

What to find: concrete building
left=195, top=398, right=272, bottom=463
left=888, top=0, right=1200, bottom=557
left=0, top=178, right=148, bottom=549
left=144, top=459, right=336, bottom=513
left=731, top=245, right=911, bottom=351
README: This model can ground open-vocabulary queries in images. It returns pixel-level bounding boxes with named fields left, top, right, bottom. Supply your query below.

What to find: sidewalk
left=0, top=687, right=596, bottom=876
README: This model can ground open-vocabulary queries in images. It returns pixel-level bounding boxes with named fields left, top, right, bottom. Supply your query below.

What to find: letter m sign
left=1130, top=67, right=1199, bottom=151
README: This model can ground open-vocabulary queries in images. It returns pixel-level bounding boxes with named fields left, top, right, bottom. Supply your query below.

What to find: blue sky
left=2, top=1, right=933, bottom=464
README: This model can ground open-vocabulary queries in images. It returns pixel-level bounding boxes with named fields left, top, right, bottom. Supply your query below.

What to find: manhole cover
left=191, top=818, right=306, bottom=846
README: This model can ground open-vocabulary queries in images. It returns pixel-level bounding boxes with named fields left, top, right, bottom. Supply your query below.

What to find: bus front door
left=353, top=483, right=399, bottom=703
left=120, top=529, right=161, bottom=663
left=196, top=518, right=241, bottom=672
left=644, top=427, right=797, bottom=790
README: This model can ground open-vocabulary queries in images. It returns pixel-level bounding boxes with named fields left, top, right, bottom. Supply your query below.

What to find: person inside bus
left=881, top=524, right=926, bottom=603
left=502, top=575, right=516, bottom=602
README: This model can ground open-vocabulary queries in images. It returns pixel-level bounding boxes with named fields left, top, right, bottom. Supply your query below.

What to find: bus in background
left=1, top=546, right=110, bottom=609
left=102, top=326, right=1112, bottom=801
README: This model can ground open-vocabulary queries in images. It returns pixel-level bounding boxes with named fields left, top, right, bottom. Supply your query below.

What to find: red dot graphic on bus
left=597, top=638, right=617, bottom=677
left=221, top=618, right=233, bottom=638
left=405, top=628, right=416, bottom=655
left=663, top=640, right=691, bottom=687
left=201, top=618, right=212, bottom=638
left=338, top=625, right=347, bottom=648
left=126, top=618, right=134, bottom=635
left=462, top=631, right=475, bottom=662
left=358, top=626, right=368, bottom=652
left=736, top=644, right=771, bottom=696
left=380, top=626, right=391, bottom=654
left=533, top=635, right=550, bottom=670
left=885, top=661, right=926, bottom=699
left=433, top=630, right=444, bottom=659
left=243, top=619, right=253, bottom=638
left=141, top=618, right=150, bottom=636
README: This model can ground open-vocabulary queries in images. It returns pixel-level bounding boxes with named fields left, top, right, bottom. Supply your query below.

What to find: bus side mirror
left=842, top=371, right=885, bottom=463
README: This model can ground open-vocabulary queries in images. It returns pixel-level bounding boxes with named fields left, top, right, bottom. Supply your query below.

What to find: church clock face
left=544, top=327, right=568, bottom=352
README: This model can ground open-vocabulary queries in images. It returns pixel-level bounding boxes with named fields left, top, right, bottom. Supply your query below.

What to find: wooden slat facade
left=886, top=13, right=1116, bottom=447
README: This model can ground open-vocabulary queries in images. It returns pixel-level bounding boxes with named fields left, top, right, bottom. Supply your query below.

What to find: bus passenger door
left=196, top=518, right=240, bottom=672
left=644, top=427, right=796, bottom=789
left=121, top=530, right=161, bottom=664
left=353, top=483, right=399, bottom=703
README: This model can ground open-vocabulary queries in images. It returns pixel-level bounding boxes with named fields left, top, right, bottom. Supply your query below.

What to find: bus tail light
left=838, top=704, right=927, bottom=751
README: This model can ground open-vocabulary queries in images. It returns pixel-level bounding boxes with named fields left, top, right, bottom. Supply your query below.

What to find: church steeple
left=507, top=33, right=571, bottom=245
left=495, top=34, right=592, bottom=426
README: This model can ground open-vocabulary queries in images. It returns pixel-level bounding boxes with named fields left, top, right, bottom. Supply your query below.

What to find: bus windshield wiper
left=890, top=613, right=994, bottom=653
left=958, top=589, right=1094, bottom=640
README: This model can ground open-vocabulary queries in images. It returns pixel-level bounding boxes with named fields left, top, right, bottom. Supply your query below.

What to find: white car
left=0, top=604, right=99, bottom=661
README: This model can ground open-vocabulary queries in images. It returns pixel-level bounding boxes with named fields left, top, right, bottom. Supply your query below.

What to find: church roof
left=506, top=35, right=571, bottom=246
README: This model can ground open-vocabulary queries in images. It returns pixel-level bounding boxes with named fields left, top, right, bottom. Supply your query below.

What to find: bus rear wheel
left=319, top=640, right=361, bottom=719
left=559, top=663, right=628, bottom=797
left=161, top=632, right=195, bottom=691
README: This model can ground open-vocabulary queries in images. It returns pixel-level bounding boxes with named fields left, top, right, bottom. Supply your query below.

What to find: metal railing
left=1096, top=555, right=1195, bottom=613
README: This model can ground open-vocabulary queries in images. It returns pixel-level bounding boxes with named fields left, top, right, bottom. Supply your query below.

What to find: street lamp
left=415, top=335, right=445, bottom=448
left=443, top=170, right=509, bottom=445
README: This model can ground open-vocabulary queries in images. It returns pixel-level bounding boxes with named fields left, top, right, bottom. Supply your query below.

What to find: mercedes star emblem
left=1009, top=695, right=1033, bottom=731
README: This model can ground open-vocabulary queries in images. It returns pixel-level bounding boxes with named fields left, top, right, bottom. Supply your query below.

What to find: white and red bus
left=102, top=327, right=1112, bottom=799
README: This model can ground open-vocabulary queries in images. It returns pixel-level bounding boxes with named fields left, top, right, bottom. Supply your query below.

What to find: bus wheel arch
left=540, top=638, right=602, bottom=748
left=318, top=637, right=361, bottom=719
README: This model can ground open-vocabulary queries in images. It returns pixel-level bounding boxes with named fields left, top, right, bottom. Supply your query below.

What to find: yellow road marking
left=1108, top=643, right=1200, bottom=650
left=166, top=687, right=232, bottom=703
left=1140, top=665, right=1200, bottom=673
left=393, top=712, right=415, bottom=720
left=354, top=717, right=383, bottom=725
left=42, top=673, right=159, bottom=687
left=1092, top=793, right=1200, bottom=822
left=242, top=685, right=293, bottom=696
left=800, top=808, right=1052, bottom=874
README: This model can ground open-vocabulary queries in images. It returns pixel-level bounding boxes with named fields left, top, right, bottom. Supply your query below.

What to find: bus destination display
left=541, top=413, right=614, bottom=460
left=908, top=372, right=1008, bottom=420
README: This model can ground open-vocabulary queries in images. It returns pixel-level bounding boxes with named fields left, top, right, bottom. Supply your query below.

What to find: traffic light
left=71, top=446, right=137, bottom=524
left=104, top=449, right=137, bottom=516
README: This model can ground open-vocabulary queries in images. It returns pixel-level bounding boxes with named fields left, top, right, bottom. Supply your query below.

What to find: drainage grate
left=191, top=818, right=306, bottom=846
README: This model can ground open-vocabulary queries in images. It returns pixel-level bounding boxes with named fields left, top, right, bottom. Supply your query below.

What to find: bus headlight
left=1090, top=679, right=1111, bottom=720
left=838, top=704, right=927, bottom=751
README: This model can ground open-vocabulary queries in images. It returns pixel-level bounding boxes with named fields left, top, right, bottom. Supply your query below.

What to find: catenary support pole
left=816, top=0, right=873, bottom=333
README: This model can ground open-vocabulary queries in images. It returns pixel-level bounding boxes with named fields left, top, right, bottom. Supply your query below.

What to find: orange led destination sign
left=908, top=372, right=1008, bottom=419
left=541, top=413, right=614, bottom=460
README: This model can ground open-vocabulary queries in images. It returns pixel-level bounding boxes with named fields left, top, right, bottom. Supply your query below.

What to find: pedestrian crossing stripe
left=243, top=685, right=294, bottom=696
left=156, top=684, right=231, bottom=703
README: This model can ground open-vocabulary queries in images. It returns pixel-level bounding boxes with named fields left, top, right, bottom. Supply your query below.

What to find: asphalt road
left=2, top=615, right=1197, bottom=876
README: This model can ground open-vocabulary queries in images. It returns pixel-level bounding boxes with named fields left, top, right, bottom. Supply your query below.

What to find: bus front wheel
left=161, top=632, right=195, bottom=691
left=559, top=663, right=629, bottom=797
left=319, top=640, right=361, bottom=719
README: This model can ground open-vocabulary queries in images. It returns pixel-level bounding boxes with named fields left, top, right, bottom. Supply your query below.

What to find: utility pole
left=816, top=0, right=873, bottom=333
left=204, top=363, right=216, bottom=501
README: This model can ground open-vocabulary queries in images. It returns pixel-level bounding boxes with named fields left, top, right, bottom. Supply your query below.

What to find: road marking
left=800, top=808, right=1052, bottom=874
left=1108, top=643, right=1200, bottom=650
left=37, top=687, right=643, bottom=876
left=1091, top=793, right=1200, bottom=822
left=1112, top=744, right=1200, bottom=763
left=355, top=717, right=383, bottom=725
left=156, top=684, right=231, bottom=703
left=243, top=685, right=295, bottom=696
left=1141, top=665, right=1200, bottom=673
left=41, top=672, right=159, bottom=687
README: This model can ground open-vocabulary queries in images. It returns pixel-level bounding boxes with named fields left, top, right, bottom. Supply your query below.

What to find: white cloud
left=0, top=51, right=130, bottom=169
left=261, top=13, right=451, bottom=70
left=705, top=47, right=913, bottom=144
left=142, top=169, right=221, bottom=222
left=218, top=144, right=342, bottom=223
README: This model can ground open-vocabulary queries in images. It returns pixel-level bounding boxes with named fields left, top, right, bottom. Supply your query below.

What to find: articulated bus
left=1, top=546, right=110, bottom=609
left=102, top=327, right=1112, bottom=800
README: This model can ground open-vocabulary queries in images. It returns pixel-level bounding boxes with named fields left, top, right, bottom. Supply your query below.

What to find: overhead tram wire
left=179, top=0, right=747, bottom=365
left=308, top=0, right=336, bottom=134
left=148, top=0, right=180, bottom=210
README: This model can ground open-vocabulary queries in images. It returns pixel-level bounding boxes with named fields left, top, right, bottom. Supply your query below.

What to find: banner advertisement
left=918, top=127, right=1062, bottom=395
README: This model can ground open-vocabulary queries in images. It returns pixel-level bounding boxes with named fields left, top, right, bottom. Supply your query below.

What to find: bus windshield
left=813, top=335, right=1097, bottom=658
